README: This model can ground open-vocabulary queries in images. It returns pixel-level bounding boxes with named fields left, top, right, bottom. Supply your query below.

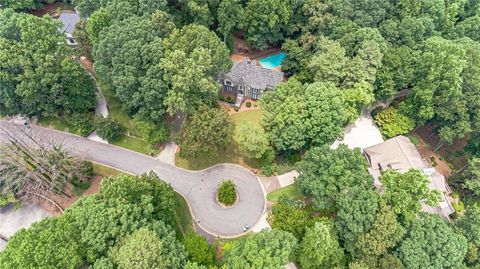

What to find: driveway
left=0, top=121, right=266, bottom=237
left=0, top=204, right=51, bottom=251
left=331, top=110, right=384, bottom=150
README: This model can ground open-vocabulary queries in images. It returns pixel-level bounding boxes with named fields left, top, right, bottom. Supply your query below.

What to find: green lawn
left=173, top=192, right=194, bottom=239
left=175, top=109, right=264, bottom=171
left=175, top=145, right=241, bottom=170
left=92, top=163, right=122, bottom=177
left=111, top=135, right=159, bottom=156
left=37, top=116, right=81, bottom=135
left=267, top=184, right=304, bottom=202
left=230, top=109, right=263, bottom=127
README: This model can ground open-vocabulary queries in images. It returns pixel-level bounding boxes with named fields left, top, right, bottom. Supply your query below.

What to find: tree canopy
left=297, top=145, right=373, bottom=209
left=399, top=214, right=468, bottom=269
left=223, top=229, right=297, bottom=269
left=0, top=9, right=96, bottom=117
left=0, top=173, right=186, bottom=268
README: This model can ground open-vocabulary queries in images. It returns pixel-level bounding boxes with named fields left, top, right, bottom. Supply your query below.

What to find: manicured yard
left=176, top=109, right=264, bottom=170
left=175, top=145, right=242, bottom=171
left=111, top=135, right=159, bottom=156
left=230, top=109, right=262, bottom=127
left=267, top=184, right=304, bottom=202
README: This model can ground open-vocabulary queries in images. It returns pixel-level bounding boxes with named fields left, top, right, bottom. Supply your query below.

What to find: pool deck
left=230, top=51, right=284, bottom=71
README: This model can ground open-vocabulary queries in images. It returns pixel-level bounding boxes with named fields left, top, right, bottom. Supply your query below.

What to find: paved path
left=0, top=121, right=266, bottom=237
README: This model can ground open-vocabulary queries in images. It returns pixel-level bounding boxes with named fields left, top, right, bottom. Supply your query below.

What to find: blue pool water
left=259, top=52, right=286, bottom=69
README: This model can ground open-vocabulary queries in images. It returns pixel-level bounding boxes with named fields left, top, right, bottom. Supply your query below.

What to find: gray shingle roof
left=225, top=60, right=284, bottom=89
left=59, top=12, right=80, bottom=35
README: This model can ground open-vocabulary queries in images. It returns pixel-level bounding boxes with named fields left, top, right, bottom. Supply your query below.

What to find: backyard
left=175, top=109, right=263, bottom=171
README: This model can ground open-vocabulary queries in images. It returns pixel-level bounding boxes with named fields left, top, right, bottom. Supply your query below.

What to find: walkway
left=0, top=120, right=266, bottom=237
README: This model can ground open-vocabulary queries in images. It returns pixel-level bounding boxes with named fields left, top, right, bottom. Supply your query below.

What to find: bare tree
left=0, top=124, right=92, bottom=203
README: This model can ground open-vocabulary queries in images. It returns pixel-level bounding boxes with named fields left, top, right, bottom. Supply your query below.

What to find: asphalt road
left=0, top=121, right=266, bottom=237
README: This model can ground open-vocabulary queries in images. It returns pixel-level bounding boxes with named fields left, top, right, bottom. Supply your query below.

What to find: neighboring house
left=222, top=59, right=284, bottom=107
left=363, top=135, right=455, bottom=219
left=58, top=11, right=80, bottom=47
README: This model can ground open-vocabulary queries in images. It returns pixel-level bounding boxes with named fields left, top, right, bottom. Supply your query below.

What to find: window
left=225, top=80, right=233, bottom=91
left=251, top=88, right=261, bottom=100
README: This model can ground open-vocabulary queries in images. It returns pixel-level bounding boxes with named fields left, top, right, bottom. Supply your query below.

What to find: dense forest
left=2, top=0, right=480, bottom=268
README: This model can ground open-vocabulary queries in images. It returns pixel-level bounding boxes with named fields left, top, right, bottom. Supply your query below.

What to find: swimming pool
left=259, top=52, right=286, bottom=69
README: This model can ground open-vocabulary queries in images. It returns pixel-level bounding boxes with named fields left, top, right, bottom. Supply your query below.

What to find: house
left=222, top=59, right=284, bottom=107
left=363, top=135, right=455, bottom=219
left=58, top=11, right=80, bottom=47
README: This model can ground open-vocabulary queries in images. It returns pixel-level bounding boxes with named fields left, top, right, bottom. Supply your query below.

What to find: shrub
left=261, top=163, right=277, bottom=176
left=374, top=107, right=415, bottom=139
left=183, top=231, right=215, bottom=266
left=253, top=103, right=258, bottom=108
left=245, top=101, right=252, bottom=108
left=234, top=107, right=240, bottom=112
left=134, top=116, right=168, bottom=145
left=226, top=96, right=234, bottom=103
left=71, top=113, right=95, bottom=137
left=95, top=117, right=124, bottom=142
left=217, top=180, right=237, bottom=206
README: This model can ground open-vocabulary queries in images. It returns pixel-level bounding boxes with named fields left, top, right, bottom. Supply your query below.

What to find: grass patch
left=175, top=146, right=241, bottom=170
left=92, top=163, right=122, bottom=177
left=267, top=184, right=304, bottom=202
left=174, top=192, right=194, bottom=240
left=38, top=116, right=81, bottom=135
left=111, top=135, right=159, bottom=156
left=230, top=109, right=262, bottom=127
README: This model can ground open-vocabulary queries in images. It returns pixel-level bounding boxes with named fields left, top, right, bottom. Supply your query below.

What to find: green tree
left=217, top=0, right=244, bottom=42
left=0, top=9, right=96, bottom=117
left=399, top=214, right=468, bottom=269
left=464, top=157, right=480, bottom=195
left=401, top=36, right=469, bottom=143
left=178, top=106, right=233, bottom=158
left=329, top=0, right=393, bottom=27
left=298, top=221, right=345, bottom=269
left=95, top=117, right=124, bottom=142
left=269, top=199, right=316, bottom=239
left=335, top=187, right=380, bottom=255
left=374, top=107, right=416, bottom=138
left=73, top=19, right=93, bottom=58
left=356, top=204, right=405, bottom=265
left=72, top=0, right=106, bottom=16
left=0, top=0, right=38, bottom=10
left=380, top=169, right=440, bottom=223
left=261, top=79, right=349, bottom=152
left=458, top=203, right=480, bottom=266
left=223, top=229, right=297, bottom=269
left=183, top=231, right=215, bottom=266
left=217, top=180, right=237, bottom=206
left=308, top=37, right=348, bottom=85
left=109, top=228, right=168, bottom=269
left=0, top=216, right=82, bottom=268
left=243, top=0, right=293, bottom=49
left=161, top=24, right=231, bottom=114
left=234, top=123, right=271, bottom=160
left=86, top=7, right=111, bottom=45
left=297, top=145, right=374, bottom=209
left=0, top=174, right=186, bottom=268
left=93, top=15, right=168, bottom=121
left=134, top=116, right=168, bottom=145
